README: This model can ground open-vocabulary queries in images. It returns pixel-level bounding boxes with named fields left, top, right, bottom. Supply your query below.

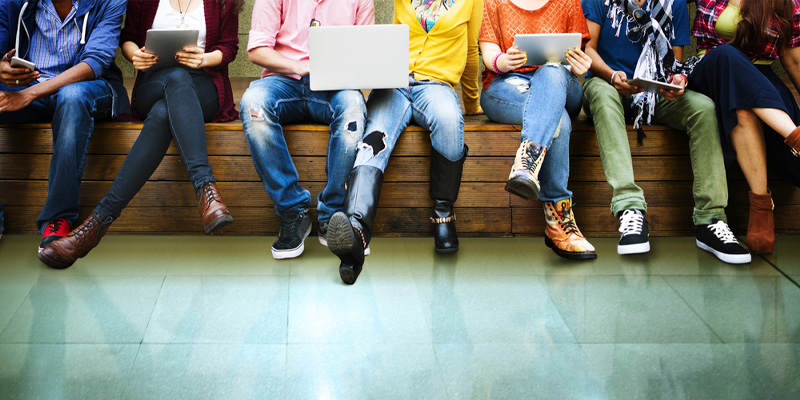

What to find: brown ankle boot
left=196, top=181, right=233, bottom=234
left=785, top=126, right=800, bottom=158
left=747, top=191, right=775, bottom=254
left=37, top=212, right=112, bottom=269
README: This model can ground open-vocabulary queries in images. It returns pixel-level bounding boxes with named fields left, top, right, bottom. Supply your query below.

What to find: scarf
left=606, top=0, right=699, bottom=142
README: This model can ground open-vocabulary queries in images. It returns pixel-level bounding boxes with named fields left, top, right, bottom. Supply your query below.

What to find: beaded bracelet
left=668, top=73, right=688, bottom=86
left=492, top=52, right=505, bottom=74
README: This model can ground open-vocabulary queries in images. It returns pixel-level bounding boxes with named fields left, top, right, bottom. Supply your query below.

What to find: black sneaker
left=617, top=209, right=650, bottom=255
left=271, top=210, right=311, bottom=260
left=696, top=219, right=751, bottom=264
left=319, top=219, right=371, bottom=255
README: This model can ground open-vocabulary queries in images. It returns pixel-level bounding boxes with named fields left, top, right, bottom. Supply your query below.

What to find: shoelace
left=521, top=144, right=542, bottom=172
left=45, top=219, right=65, bottom=235
left=554, top=203, right=581, bottom=236
left=201, top=183, right=221, bottom=204
left=278, top=213, right=304, bottom=241
left=619, top=210, right=644, bottom=236
left=69, top=215, right=99, bottom=243
left=708, top=220, right=738, bottom=244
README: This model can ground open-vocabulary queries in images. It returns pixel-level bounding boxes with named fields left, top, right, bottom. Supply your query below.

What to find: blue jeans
left=480, top=64, right=582, bottom=202
left=96, top=68, right=219, bottom=219
left=355, top=77, right=465, bottom=169
left=240, top=75, right=366, bottom=222
left=0, top=80, right=112, bottom=231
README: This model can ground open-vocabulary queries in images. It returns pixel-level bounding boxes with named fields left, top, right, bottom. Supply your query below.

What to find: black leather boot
left=327, top=165, right=383, bottom=285
left=430, top=146, right=468, bottom=254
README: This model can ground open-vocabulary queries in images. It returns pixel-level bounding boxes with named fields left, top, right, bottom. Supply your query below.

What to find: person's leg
left=409, top=81, right=466, bottom=253
left=240, top=76, right=311, bottom=215
left=38, top=80, right=112, bottom=232
left=583, top=76, right=649, bottom=255
left=241, top=76, right=313, bottom=259
left=305, top=86, right=366, bottom=224
left=94, top=99, right=174, bottom=220
left=582, top=76, right=647, bottom=215
left=328, top=86, right=414, bottom=284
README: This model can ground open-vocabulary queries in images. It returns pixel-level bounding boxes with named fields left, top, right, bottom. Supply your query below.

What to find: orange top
left=479, top=0, right=590, bottom=89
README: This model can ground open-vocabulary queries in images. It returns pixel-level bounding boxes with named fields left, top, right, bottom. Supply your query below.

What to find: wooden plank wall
left=2, top=117, right=799, bottom=237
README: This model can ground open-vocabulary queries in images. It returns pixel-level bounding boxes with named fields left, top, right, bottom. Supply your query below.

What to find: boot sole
left=544, top=237, right=597, bottom=260
left=696, top=239, right=752, bottom=264
left=435, top=246, right=459, bottom=254
left=37, top=251, right=73, bottom=269
left=204, top=214, right=234, bottom=234
left=505, top=177, right=539, bottom=200
left=328, top=213, right=364, bottom=285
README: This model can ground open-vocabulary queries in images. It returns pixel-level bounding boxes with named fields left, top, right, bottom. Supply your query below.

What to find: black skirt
left=689, top=43, right=800, bottom=186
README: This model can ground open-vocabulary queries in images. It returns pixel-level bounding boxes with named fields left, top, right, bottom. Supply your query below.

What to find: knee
left=333, top=91, right=367, bottom=122
left=240, top=88, right=275, bottom=125
left=56, top=84, right=94, bottom=111
left=736, top=108, right=759, bottom=128
left=536, top=63, right=570, bottom=85
left=161, top=68, right=192, bottom=86
left=145, top=101, right=169, bottom=125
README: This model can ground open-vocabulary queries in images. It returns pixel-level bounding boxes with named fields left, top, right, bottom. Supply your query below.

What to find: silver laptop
left=309, top=25, right=409, bottom=91
left=513, top=33, right=582, bottom=66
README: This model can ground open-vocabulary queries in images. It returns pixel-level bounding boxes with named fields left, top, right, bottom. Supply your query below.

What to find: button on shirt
left=248, top=0, right=375, bottom=79
left=30, top=0, right=82, bottom=81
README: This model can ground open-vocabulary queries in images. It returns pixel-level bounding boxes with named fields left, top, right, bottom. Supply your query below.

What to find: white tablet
left=144, top=29, right=199, bottom=70
left=513, top=33, right=582, bottom=66
left=626, top=77, right=683, bottom=93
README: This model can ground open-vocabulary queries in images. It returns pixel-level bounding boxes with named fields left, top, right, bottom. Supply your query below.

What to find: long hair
left=217, top=0, right=244, bottom=16
left=731, top=0, right=794, bottom=57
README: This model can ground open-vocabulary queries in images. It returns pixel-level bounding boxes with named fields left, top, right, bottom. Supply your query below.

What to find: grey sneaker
left=318, top=219, right=370, bottom=255
left=271, top=210, right=311, bottom=259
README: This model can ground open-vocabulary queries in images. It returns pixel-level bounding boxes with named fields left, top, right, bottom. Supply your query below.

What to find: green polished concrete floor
left=0, top=234, right=798, bottom=399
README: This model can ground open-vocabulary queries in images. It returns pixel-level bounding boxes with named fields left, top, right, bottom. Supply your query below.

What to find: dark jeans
left=0, top=80, right=113, bottom=232
left=95, top=68, right=219, bottom=219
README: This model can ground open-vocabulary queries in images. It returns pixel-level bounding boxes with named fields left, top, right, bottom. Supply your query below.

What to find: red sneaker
left=39, top=218, right=71, bottom=252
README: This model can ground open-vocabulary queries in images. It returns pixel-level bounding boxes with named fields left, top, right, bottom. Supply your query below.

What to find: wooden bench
left=2, top=76, right=800, bottom=237
left=2, top=115, right=799, bottom=237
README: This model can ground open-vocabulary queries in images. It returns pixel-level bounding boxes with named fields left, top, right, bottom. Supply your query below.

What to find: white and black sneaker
left=618, top=209, right=650, bottom=255
left=696, top=219, right=751, bottom=264
left=318, top=219, right=370, bottom=255
left=271, top=210, right=311, bottom=260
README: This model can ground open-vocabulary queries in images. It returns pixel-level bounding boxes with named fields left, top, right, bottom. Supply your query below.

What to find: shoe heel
left=505, top=177, right=539, bottom=200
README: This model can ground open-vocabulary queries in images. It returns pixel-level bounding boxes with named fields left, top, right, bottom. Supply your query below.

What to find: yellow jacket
left=395, top=0, right=483, bottom=114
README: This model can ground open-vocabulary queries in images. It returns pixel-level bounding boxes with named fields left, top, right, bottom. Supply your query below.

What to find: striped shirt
left=30, top=0, right=82, bottom=81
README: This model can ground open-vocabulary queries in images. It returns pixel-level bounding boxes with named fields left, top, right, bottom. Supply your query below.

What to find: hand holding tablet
left=143, top=29, right=199, bottom=71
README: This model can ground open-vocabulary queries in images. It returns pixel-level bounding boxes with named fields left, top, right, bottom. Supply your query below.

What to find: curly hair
left=731, top=0, right=794, bottom=57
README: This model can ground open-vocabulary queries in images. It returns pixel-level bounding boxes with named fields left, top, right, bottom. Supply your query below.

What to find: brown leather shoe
left=196, top=181, right=233, bottom=234
left=38, top=212, right=112, bottom=269
left=786, top=126, right=800, bottom=158
left=747, top=191, right=775, bottom=254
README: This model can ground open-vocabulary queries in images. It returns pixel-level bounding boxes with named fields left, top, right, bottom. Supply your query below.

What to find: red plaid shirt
left=691, top=0, right=800, bottom=61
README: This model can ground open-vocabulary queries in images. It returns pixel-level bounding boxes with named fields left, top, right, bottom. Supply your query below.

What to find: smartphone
left=10, top=56, right=36, bottom=71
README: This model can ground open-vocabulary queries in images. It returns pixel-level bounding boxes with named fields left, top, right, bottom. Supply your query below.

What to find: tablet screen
left=144, top=29, right=199, bottom=70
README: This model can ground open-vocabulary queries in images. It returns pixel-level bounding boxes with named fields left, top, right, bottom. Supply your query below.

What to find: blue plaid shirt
left=29, top=0, right=82, bottom=81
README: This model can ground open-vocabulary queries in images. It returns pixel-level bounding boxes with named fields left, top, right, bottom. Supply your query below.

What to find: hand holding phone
left=1, top=50, right=39, bottom=87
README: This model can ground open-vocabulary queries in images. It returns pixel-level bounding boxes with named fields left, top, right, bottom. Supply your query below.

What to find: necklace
left=176, top=0, right=193, bottom=29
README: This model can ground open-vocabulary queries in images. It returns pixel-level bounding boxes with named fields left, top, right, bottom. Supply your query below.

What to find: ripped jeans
left=354, top=78, right=465, bottom=170
left=480, top=64, right=582, bottom=202
left=240, top=75, right=366, bottom=222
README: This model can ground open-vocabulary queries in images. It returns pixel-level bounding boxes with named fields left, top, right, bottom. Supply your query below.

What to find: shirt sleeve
left=671, top=0, right=691, bottom=46
left=81, top=0, right=127, bottom=78
left=478, top=0, right=497, bottom=45
left=788, top=1, right=800, bottom=49
left=248, top=0, right=282, bottom=51
left=461, top=0, right=483, bottom=114
left=356, top=0, right=376, bottom=26
left=581, top=0, right=604, bottom=25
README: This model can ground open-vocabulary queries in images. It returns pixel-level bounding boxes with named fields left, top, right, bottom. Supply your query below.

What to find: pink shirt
left=249, top=0, right=375, bottom=79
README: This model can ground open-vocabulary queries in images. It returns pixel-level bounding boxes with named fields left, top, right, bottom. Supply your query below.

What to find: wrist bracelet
left=610, top=71, right=621, bottom=85
left=492, top=52, right=505, bottom=74
left=669, top=73, right=687, bottom=86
